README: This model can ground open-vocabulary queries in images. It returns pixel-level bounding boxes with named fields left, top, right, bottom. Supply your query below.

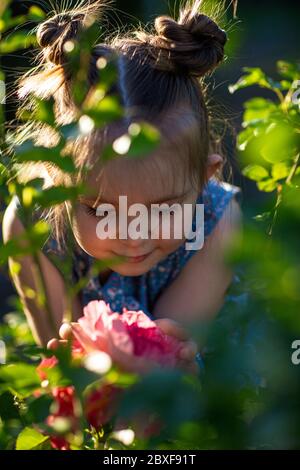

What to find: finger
left=47, top=339, right=68, bottom=350
left=155, top=319, right=189, bottom=341
left=59, top=323, right=72, bottom=340
left=178, top=341, right=198, bottom=361
left=47, top=338, right=60, bottom=350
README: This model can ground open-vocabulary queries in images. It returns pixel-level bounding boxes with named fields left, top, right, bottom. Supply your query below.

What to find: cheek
left=154, top=234, right=185, bottom=254
left=154, top=220, right=185, bottom=254
left=71, top=209, right=114, bottom=254
left=152, top=199, right=198, bottom=252
left=72, top=209, right=95, bottom=242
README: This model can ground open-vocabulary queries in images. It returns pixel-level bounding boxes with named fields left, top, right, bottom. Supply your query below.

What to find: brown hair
left=16, top=0, right=228, bottom=245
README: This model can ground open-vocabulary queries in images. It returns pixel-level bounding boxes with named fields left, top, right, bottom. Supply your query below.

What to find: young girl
left=2, top=0, right=241, bottom=368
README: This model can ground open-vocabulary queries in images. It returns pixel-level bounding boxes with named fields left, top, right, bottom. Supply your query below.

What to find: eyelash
left=84, top=205, right=97, bottom=217
left=83, top=205, right=113, bottom=218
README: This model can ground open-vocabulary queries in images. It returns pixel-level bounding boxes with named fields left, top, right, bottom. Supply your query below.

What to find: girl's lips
left=114, top=251, right=153, bottom=264
left=126, top=254, right=149, bottom=264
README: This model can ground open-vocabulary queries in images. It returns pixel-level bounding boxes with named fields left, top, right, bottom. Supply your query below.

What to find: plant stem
left=268, top=153, right=300, bottom=235
left=273, top=87, right=285, bottom=104
left=268, top=185, right=282, bottom=236
left=286, top=153, right=300, bottom=185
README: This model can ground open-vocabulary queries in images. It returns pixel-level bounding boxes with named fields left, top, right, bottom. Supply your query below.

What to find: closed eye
left=83, top=204, right=97, bottom=217
left=83, top=204, right=113, bottom=218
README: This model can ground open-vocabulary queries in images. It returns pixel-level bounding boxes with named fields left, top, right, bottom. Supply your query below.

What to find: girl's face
left=70, top=153, right=199, bottom=276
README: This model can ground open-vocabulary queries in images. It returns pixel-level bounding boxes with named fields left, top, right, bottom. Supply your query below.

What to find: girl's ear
left=206, top=154, right=224, bottom=180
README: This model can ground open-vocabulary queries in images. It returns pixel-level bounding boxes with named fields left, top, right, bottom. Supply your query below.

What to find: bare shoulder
left=182, top=197, right=242, bottom=278
left=153, top=198, right=242, bottom=322
left=204, top=197, right=242, bottom=254
left=216, top=197, right=242, bottom=232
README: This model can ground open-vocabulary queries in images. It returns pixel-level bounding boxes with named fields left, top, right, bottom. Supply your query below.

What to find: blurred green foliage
left=230, top=64, right=300, bottom=196
left=0, top=0, right=300, bottom=451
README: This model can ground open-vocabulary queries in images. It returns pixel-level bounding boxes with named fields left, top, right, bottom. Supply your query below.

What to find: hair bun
left=37, top=13, right=85, bottom=65
left=153, top=11, right=227, bottom=77
left=180, top=12, right=227, bottom=46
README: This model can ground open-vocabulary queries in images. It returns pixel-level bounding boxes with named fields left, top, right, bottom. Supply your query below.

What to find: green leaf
left=20, top=98, right=56, bottom=127
left=243, top=98, right=277, bottom=125
left=271, top=162, right=290, bottom=181
left=257, top=179, right=278, bottom=192
left=260, top=123, right=297, bottom=163
left=127, top=122, right=161, bottom=158
left=102, top=122, right=160, bottom=162
left=96, top=60, right=118, bottom=92
left=0, top=391, right=21, bottom=420
left=68, top=23, right=105, bottom=106
left=0, top=363, right=40, bottom=397
left=237, top=127, right=255, bottom=151
left=84, top=96, right=123, bottom=127
left=0, top=162, right=8, bottom=177
left=0, top=1, right=12, bottom=19
left=280, top=80, right=292, bottom=90
left=277, top=61, right=300, bottom=81
left=15, top=141, right=76, bottom=174
left=0, top=221, right=50, bottom=264
left=118, top=369, right=198, bottom=429
left=59, top=123, right=80, bottom=141
left=28, top=6, right=46, bottom=21
left=16, top=427, right=49, bottom=450
left=229, top=68, right=276, bottom=94
left=105, top=368, right=138, bottom=388
left=0, top=14, right=27, bottom=33
left=243, top=165, right=269, bottom=182
left=34, top=185, right=83, bottom=207
left=27, top=395, right=54, bottom=423
left=29, top=220, right=50, bottom=239
left=0, top=31, right=36, bottom=54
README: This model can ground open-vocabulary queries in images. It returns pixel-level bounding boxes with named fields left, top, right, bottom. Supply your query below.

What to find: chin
left=111, top=261, right=152, bottom=277
left=111, top=251, right=162, bottom=276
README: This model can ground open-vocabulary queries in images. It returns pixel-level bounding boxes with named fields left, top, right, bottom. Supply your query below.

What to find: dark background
left=1, top=0, right=300, bottom=315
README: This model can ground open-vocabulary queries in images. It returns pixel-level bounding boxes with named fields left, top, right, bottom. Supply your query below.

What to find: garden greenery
left=0, top=0, right=300, bottom=450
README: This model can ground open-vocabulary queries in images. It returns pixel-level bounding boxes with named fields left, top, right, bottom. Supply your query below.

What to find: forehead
left=83, top=149, right=192, bottom=205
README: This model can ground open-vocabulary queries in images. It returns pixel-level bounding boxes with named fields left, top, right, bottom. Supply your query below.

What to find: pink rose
left=71, top=300, right=184, bottom=374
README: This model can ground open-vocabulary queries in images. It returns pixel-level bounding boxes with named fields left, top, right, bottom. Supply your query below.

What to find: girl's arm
left=2, top=200, right=82, bottom=346
left=153, top=198, right=242, bottom=324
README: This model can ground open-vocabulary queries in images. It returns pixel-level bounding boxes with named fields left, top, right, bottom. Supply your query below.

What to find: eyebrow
left=78, top=190, right=190, bottom=206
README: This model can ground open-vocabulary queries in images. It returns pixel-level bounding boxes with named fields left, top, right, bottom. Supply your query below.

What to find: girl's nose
left=117, top=213, right=151, bottom=242
left=119, top=237, right=147, bottom=249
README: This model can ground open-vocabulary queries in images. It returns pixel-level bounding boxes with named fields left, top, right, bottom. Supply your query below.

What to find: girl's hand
left=47, top=323, right=72, bottom=350
left=47, top=319, right=200, bottom=374
left=154, top=318, right=199, bottom=375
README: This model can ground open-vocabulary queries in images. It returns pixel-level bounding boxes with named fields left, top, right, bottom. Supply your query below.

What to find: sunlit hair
left=14, top=0, right=229, bottom=246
